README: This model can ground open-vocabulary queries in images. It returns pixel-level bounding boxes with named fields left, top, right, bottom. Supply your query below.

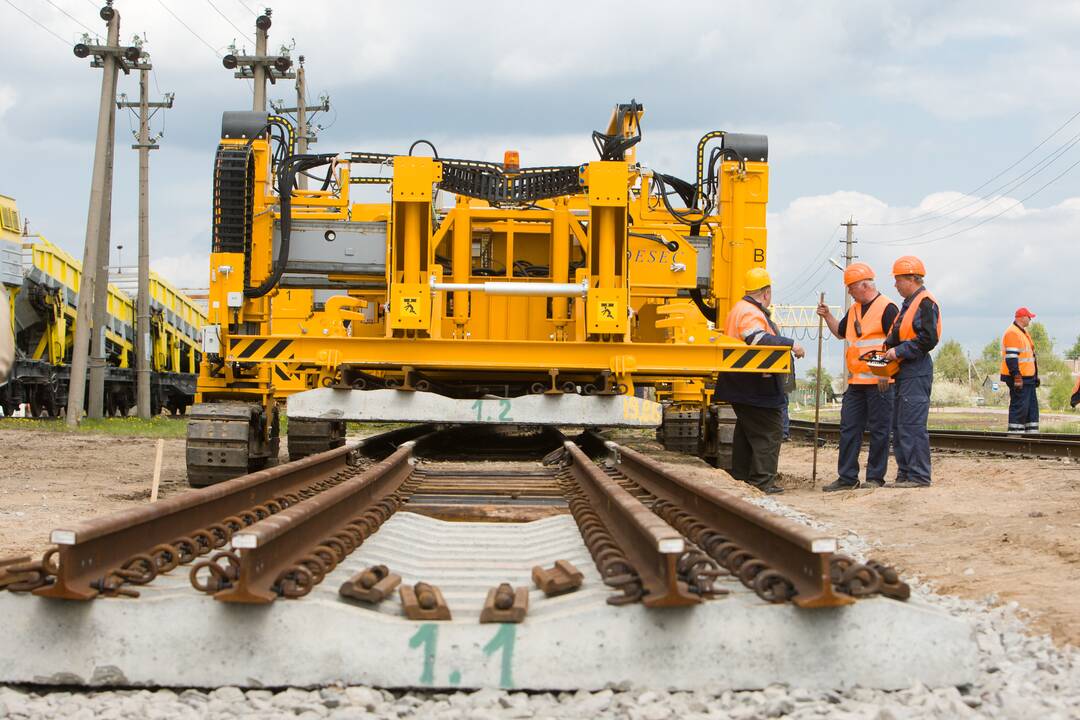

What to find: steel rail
left=562, top=441, right=699, bottom=608
left=598, top=437, right=852, bottom=608
left=788, top=419, right=1080, bottom=458
left=34, top=425, right=429, bottom=600
left=214, top=444, right=417, bottom=603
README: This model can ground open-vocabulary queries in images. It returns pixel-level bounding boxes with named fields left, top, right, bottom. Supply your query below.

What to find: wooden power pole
left=67, top=2, right=145, bottom=425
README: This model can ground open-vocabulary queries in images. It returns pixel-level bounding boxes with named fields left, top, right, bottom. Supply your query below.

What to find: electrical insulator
left=222, top=54, right=238, bottom=70
left=73, top=43, right=90, bottom=59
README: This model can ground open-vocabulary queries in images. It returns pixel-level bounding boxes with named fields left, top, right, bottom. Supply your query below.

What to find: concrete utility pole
left=839, top=217, right=858, bottom=393
left=222, top=9, right=295, bottom=112
left=67, top=2, right=145, bottom=426
left=117, top=58, right=174, bottom=419
left=87, top=99, right=117, bottom=419
left=271, top=56, right=331, bottom=189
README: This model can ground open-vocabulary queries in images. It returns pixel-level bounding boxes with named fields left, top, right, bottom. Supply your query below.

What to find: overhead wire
left=156, top=0, right=224, bottom=58
left=863, top=127, right=1080, bottom=244
left=42, top=0, right=95, bottom=34
left=205, top=0, right=248, bottom=38
left=4, top=0, right=70, bottom=44
left=866, top=107, right=1080, bottom=227
left=782, top=224, right=841, bottom=295
left=885, top=153, right=1080, bottom=248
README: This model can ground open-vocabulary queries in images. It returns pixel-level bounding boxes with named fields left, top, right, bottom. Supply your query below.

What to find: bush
left=930, top=380, right=974, bottom=408
left=1045, top=372, right=1079, bottom=411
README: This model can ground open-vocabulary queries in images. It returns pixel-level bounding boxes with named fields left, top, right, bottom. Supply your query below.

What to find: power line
left=3, top=0, right=70, bottom=44
left=864, top=130, right=1080, bottom=246
left=866, top=107, right=1080, bottom=227
left=898, top=154, right=1080, bottom=248
left=42, top=0, right=94, bottom=34
left=206, top=0, right=247, bottom=37
left=234, top=0, right=259, bottom=15
left=157, top=0, right=223, bottom=58
left=783, top=224, right=841, bottom=295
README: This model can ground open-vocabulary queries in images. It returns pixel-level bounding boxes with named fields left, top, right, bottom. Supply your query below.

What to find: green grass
left=0, top=416, right=188, bottom=438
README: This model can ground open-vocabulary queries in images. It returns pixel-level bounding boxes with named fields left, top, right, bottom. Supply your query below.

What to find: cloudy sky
left=3, top=0, right=1079, bottom=370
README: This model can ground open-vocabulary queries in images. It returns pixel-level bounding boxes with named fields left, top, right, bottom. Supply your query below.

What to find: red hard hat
left=892, top=255, right=926, bottom=277
left=843, top=262, right=874, bottom=287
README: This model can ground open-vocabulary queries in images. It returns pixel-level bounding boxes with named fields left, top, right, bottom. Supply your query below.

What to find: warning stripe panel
left=230, top=338, right=295, bottom=362
left=720, top=348, right=790, bottom=372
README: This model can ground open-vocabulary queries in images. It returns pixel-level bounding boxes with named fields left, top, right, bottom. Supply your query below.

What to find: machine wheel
left=702, top=404, right=737, bottom=470
left=657, top=406, right=704, bottom=457
left=286, top=418, right=346, bottom=461
left=186, top=402, right=280, bottom=487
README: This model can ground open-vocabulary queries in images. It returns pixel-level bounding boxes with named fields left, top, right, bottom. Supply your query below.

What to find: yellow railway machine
left=186, top=104, right=791, bottom=485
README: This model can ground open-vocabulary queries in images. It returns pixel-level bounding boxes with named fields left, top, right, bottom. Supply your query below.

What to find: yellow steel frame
left=198, top=106, right=783, bottom=418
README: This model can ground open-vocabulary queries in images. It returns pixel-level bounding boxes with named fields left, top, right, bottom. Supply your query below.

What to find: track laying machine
left=187, top=102, right=792, bottom=485
left=0, top=194, right=206, bottom=417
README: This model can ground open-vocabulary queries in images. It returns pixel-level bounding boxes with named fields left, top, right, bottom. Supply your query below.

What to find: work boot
left=760, top=484, right=784, bottom=495
left=821, top=479, right=859, bottom=492
left=889, top=480, right=930, bottom=489
left=864, top=479, right=885, bottom=488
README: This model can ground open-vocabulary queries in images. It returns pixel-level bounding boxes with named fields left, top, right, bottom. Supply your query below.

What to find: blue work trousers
left=891, top=373, right=932, bottom=485
left=1007, top=383, right=1039, bottom=433
left=838, top=383, right=893, bottom=486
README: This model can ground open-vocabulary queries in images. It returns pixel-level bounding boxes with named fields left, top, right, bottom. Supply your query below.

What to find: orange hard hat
left=892, top=255, right=926, bottom=277
left=843, top=262, right=874, bottom=287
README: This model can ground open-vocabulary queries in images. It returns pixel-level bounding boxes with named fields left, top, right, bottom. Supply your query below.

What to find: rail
left=788, top=419, right=1080, bottom=459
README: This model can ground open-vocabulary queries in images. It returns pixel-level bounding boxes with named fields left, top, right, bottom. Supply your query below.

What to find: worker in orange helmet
left=1000, top=308, right=1040, bottom=434
left=1071, top=375, right=1080, bottom=409
left=815, top=263, right=899, bottom=491
left=713, top=267, right=805, bottom=495
left=881, top=256, right=941, bottom=488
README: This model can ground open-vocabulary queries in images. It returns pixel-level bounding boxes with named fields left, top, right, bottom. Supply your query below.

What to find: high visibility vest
left=1000, top=324, right=1037, bottom=377
left=725, top=298, right=776, bottom=344
left=845, top=294, right=897, bottom=385
left=895, top=288, right=942, bottom=343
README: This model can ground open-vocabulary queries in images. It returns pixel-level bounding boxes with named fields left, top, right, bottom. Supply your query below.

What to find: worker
left=882, top=256, right=941, bottom=488
left=0, top=285, right=12, bottom=384
left=815, top=263, right=899, bottom=491
left=1000, top=308, right=1040, bottom=434
left=1072, top=375, right=1080, bottom=409
left=712, top=267, right=805, bottom=494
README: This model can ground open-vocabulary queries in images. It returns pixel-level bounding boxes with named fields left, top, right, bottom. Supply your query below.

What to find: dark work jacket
left=884, top=286, right=940, bottom=379
left=712, top=296, right=794, bottom=409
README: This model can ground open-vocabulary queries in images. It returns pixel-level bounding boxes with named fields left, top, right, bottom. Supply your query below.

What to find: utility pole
left=87, top=98, right=117, bottom=419
left=271, top=56, right=331, bottom=189
left=67, top=2, right=144, bottom=426
left=117, top=54, right=174, bottom=419
left=839, top=217, right=858, bottom=393
left=222, top=9, right=295, bottom=112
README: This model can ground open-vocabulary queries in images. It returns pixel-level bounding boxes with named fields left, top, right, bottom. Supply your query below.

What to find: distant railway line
left=788, top=419, right=1080, bottom=459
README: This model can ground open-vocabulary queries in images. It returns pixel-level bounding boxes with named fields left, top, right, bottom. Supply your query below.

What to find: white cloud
left=769, top=189, right=1080, bottom=352
left=152, top=252, right=209, bottom=290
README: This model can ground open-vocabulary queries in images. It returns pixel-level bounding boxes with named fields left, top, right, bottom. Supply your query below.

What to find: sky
left=2, top=0, right=1079, bottom=374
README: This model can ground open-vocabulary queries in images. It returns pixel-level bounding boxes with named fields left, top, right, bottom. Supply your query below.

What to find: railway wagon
left=0, top=194, right=207, bottom=417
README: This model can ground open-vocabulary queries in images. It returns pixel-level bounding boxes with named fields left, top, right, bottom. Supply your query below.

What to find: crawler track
left=788, top=419, right=1080, bottom=459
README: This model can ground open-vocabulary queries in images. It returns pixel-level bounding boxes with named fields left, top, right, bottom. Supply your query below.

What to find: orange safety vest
left=1000, top=324, right=1037, bottom=378
left=726, top=298, right=774, bottom=343
left=845, top=294, right=897, bottom=385
left=896, top=288, right=942, bottom=343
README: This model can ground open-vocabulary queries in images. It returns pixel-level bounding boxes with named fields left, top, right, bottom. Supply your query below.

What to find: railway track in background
left=788, top=419, right=1080, bottom=459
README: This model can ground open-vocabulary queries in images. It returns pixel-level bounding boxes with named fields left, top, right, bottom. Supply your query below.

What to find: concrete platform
left=0, top=514, right=977, bottom=690
left=287, top=388, right=663, bottom=427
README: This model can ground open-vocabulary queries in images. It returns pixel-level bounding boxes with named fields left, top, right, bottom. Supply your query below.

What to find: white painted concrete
left=287, top=388, right=663, bottom=427
left=0, top=514, right=977, bottom=690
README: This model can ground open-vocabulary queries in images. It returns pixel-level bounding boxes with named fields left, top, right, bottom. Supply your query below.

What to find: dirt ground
left=1, top=426, right=1078, bottom=648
